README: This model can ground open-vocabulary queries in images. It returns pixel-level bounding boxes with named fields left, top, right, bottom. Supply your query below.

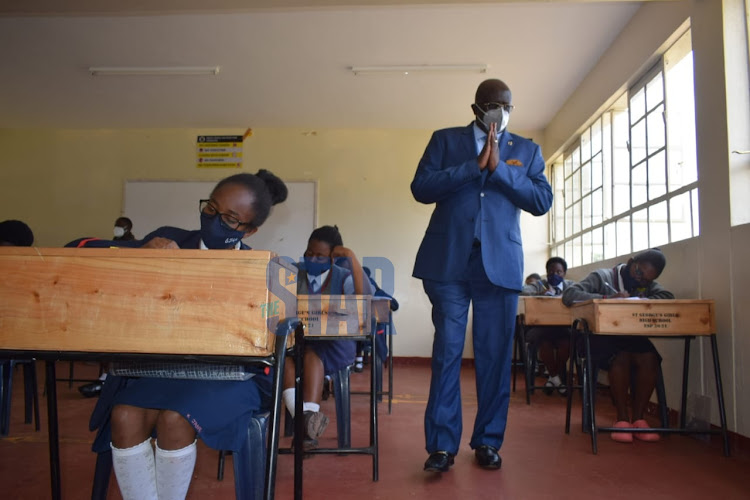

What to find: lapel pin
left=508, top=140, right=513, bottom=146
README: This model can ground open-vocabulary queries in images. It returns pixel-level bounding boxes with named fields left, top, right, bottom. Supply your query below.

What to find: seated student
left=0, top=219, right=34, bottom=247
left=74, top=170, right=288, bottom=500
left=561, top=248, right=674, bottom=443
left=113, top=217, right=136, bottom=241
left=354, top=266, right=399, bottom=373
left=524, top=273, right=542, bottom=286
left=282, top=225, right=372, bottom=450
left=520, top=257, right=574, bottom=394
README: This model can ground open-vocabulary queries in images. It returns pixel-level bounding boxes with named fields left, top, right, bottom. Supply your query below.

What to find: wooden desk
left=517, top=295, right=573, bottom=326
left=0, top=247, right=298, bottom=499
left=565, top=299, right=728, bottom=455
left=516, top=296, right=573, bottom=403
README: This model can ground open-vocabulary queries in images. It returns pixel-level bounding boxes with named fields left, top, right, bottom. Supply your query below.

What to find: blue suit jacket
left=411, top=124, right=553, bottom=291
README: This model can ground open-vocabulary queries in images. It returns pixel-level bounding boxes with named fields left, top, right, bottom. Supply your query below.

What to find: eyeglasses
left=478, top=102, right=515, bottom=113
left=199, top=199, right=253, bottom=230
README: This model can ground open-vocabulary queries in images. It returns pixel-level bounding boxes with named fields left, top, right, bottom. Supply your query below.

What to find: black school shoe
left=475, top=445, right=502, bottom=470
left=78, top=382, right=102, bottom=398
left=424, top=451, right=455, bottom=472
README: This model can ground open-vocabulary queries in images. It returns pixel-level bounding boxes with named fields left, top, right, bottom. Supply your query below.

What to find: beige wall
left=544, top=0, right=749, bottom=437
left=0, top=125, right=548, bottom=361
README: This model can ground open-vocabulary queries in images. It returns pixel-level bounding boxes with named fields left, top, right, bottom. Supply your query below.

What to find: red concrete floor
left=1, top=360, right=748, bottom=499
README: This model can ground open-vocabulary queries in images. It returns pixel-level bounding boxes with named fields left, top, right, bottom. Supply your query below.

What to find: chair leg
left=91, top=450, right=112, bottom=500
left=233, top=413, right=268, bottom=500
left=331, top=366, right=351, bottom=448
left=22, top=361, right=35, bottom=425
left=656, top=364, right=669, bottom=428
left=218, top=450, right=228, bottom=481
left=0, top=360, right=10, bottom=437
left=524, top=343, right=537, bottom=405
left=283, top=407, right=293, bottom=437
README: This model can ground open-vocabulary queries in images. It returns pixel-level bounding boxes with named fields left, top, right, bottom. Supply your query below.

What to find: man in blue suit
left=412, top=79, right=553, bottom=472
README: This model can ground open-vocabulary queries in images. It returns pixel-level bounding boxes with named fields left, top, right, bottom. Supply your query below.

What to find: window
left=550, top=30, right=698, bottom=264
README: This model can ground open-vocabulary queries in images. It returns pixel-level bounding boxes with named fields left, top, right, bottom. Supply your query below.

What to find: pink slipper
left=611, top=420, right=633, bottom=443
left=632, top=419, right=660, bottom=442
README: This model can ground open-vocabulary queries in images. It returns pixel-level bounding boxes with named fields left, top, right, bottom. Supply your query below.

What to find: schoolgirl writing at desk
left=74, top=170, right=287, bottom=500
left=561, top=248, right=674, bottom=443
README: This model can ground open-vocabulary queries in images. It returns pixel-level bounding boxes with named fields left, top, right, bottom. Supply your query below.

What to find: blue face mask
left=547, top=273, right=564, bottom=287
left=303, top=256, right=331, bottom=277
left=200, top=212, right=245, bottom=249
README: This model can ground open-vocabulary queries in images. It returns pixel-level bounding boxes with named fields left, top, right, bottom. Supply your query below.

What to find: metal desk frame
left=564, top=316, right=730, bottom=456
left=282, top=325, right=379, bottom=500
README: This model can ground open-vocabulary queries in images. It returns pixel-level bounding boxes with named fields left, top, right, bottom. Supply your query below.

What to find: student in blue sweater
left=76, top=170, right=288, bottom=500
left=282, top=225, right=372, bottom=450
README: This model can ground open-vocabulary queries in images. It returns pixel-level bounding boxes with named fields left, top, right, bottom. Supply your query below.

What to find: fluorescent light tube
left=89, top=66, right=220, bottom=76
left=350, top=64, right=488, bottom=76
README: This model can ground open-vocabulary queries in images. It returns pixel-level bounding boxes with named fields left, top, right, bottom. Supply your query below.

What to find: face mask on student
left=113, top=227, right=126, bottom=238
left=476, top=107, right=510, bottom=134
left=303, top=257, right=331, bottom=277
left=200, top=212, right=245, bottom=249
left=621, top=264, right=646, bottom=295
left=547, top=273, right=564, bottom=287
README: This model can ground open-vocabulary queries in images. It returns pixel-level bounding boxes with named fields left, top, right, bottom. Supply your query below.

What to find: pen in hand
left=604, top=282, right=618, bottom=296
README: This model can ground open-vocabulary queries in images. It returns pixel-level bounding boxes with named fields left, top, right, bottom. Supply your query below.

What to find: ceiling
left=0, top=1, right=650, bottom=131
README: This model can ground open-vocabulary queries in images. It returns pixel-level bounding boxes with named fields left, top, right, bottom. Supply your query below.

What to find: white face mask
left=477, top=107, right=510, bottom=134
left=113, top=227, right=126, bottom=238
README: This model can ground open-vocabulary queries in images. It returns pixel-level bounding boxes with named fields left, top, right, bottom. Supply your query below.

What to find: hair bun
left=255, top=169, right=288, bottom=205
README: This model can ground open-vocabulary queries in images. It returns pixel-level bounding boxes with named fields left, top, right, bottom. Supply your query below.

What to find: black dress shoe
left=475, top=445, right=502, bottom=469
left=424, top=451, right=455, bottom=472
left=78, top=382, right=102, bottom=398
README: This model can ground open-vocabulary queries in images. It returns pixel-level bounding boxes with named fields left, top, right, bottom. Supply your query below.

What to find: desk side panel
left=297, top=295, right=371, bottom=336
left=571, top=300, right=715, bottom=336
left=0, top=250, right=286, bottom=356
left=519, top=297, right=572, bottom=326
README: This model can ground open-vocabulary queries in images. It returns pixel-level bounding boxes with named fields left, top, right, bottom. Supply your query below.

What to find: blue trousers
left=422, top=246, right=518, bottom=455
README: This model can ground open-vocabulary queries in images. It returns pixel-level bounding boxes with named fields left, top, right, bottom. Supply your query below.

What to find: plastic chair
left=0, top=359, right=41, bottom=436
left=283, top=364, right=352, bottom=448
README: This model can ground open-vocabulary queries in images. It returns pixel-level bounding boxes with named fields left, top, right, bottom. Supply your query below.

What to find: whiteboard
left=123, top=180, right=316, bottom=260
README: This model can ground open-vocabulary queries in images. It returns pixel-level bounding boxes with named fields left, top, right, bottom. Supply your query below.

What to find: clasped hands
left=477, top=121, right=500, bottom=173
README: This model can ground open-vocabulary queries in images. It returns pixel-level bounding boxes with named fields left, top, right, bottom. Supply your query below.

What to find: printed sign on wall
left=196, top=135, right=242, bottom=168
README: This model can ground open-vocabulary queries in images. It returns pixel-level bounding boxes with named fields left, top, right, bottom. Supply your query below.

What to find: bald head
left=475, top=79, right=511, bottom=105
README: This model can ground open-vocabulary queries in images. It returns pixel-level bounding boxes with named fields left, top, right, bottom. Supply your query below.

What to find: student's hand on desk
left=141, top=237, right=179, bottom=249
left=477, top=122, right=500, bottom=173
left=609, top=291, right=630, bottom=299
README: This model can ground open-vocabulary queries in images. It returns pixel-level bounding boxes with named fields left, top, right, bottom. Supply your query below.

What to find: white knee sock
left=283, top=387, right=296, bottom=415
left=111, top=438, right=158, bottom=500
left=154, top=440, right=197, bottom=500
